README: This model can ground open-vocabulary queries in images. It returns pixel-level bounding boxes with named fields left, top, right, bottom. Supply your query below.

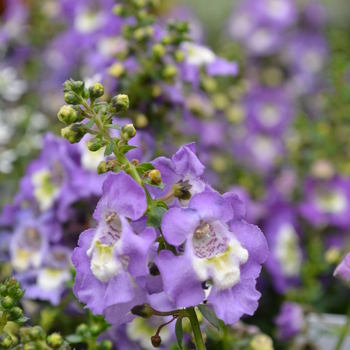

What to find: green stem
left=87, top=338, right=96, bottom=350
left=0, top=311, right=7, bottom=335
left=334, top=307, right=350, bottom=350
left=186, top=307, right=206, bottom=350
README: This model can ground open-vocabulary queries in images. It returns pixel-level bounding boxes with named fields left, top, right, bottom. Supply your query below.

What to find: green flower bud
left=89, top=83, right=104, bottom=100
left=149, top=169, right=162, bottom=185
left=47, top=333, right=64, bottom=348
left=63, top=80, right=73, bottom=92
left=29, top=326, right=46, bottom=341
left=133, top=26, right=154, bottom=41
left=151, top=334, right=161, bottom=348
left=174, top=50, right=185, bottom=63
left=8, top=306, right=23, bottom=320
left=120, top=124, right=136, bottom=141
left=249, top=334, right=273, bottom=350
left=57, top=105, right=83, bottom=125
left=70, top=80, right=85, bottom=94
left=1, top=296, right=15, bottom=309
left=19, top=327, right=31, bottom=343
left=134, top=0, right=147, bottom=8
left=61, top=124, right=87, bottom=144
left=23, top=342, right=39, bottom=350
left=152, top=44, right=166, bottom=58
left=172, top=180, right=192, bottom=200
left=64, top=91, right=81, bottom=105
left=88, top=137, right=103, bottom=152
left=97, top=161, right=108, bottom=174
left=110, top=94, right=129, bottom=113
left=98, top=340, right=113, bottom=350
left=161, top=35, right=172, bottom=45
left=112, top=4, right=125, bottom=16
left=131, top=303, right=154, bottom=319
left=76, top=323, right=89, bottom=336
left=0, top=332, right=13, bottom=348
left=162, top=65, right=178, bottom=82
left=0, top=285, right=7, bottom=296
left=12, top=288, right=25, bottom=300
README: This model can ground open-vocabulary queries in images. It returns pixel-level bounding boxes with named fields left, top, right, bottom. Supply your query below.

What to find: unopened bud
left=57, top=105, right=83, bottom=125
left=71, top=80, right=85, bottom=94
left=149, top=170, right=162, bottom=185
left=98, top=340, right=113, bottom=350
left=108, top=63, right=125, bottom=78
left=133, top=26, right=154, bottom=41
left=1, top=296, right=15, bottom=309
left=162, top=65, right=178, bottom=80
left=172, top=180, right=192, bottom=200
left=64, top=91, right=81, bottom=105
left=110, top=94, right=129, bottom=113
left=88, top=138, right=103, bottom=152
left=249, top=334, right=273, bottom=350
left=131, top=303, right=154, bottom=319
left=89, top=83, right=104, bottom=100
left=152, top=44, right=166, bottom=58
left=151, top=334, right=161, bottom=348
left=0, top=332, right=13, bottom=348
left=120, top=124, right=136, bottom=141
left=47, top=333, right=63, bottom=348
left=112, top=4, right=125, bottom=16
left=19, top=327, right=31, bottom=343
left=93, top=102, right=109, bottom=115
left=97, top=161, right=108, bottom=174
left=61, top=124, right=86, bottom=144
left=0, top=285, right=7, bottom=296
left=8, top=306, right=23, bottom=320
left=29, top=326, right=46, bottom=341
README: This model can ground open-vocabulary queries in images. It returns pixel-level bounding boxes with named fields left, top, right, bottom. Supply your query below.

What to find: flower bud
left=71, top=80, right=85, bottom=94
left=110, top=94, right=129, bottom=113
left=8, top=306, right=23, bottom=320
left=47, top=333, right=63, bottom=349
left=97, top=161, right=108, bottom=174
left=64, top=91, right=81, bottom=105
left=76, top=324, right=89, bottom=336
left=249, top=334, right=273, bottom=350
left=112, top=4, right=125, bottom=16
left=19, top=327, right=31, bottom=343
left=172, top=180, right=192, bottom=200
left=108, top=63, right=125, bottom=78
left=62, top=80, right=73, bottom=92
left=1, top=296, right=15, bottom=309
left=57, top=105, right=83, bottom=125
left=0, top=332, right=13, bottom=348
left=131, top=303, right=154, bottom=319
left=90, top=325, right=101, bottom=337
left=151, top=334, right=161, bottom=348
left=162, top=65, right=178, bottom=80
left=152, top=44, right=166, bottom=58
left=89, top=83, right=104, bottom=100
left=29, top=326, right=46, bottom=341
left=174, top=50, right=185, bottom=62
left=0, top=285, right=7, bottom=296
left=98, top=340, right=113, bottom=350
left=120, top=124, right=136, bottom=141
left=93, top=102, right=109, bottom=115
left=149, top=170, right=162, bottom=185
left=88, top=138, right=103, bottom=152
left=61, top=124, right=87, bottom=144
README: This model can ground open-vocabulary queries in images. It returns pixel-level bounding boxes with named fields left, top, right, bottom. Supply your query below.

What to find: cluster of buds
left=0, top=278, right=27, bottom=349
left=16, top=326, right=70, bottom=350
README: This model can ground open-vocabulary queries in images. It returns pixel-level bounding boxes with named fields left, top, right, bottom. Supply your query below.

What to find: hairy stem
left=0, top=311, right=7, bottom=335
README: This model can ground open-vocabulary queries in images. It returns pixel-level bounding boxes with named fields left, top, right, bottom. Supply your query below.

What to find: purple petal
left=223, top=192, right=246, bottom=220
left=71, top=229, right=95, bottom=275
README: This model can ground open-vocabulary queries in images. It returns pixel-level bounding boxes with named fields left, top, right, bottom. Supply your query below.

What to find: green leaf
left=175, top=317, right=184, bottom=349
left=65, top=334, right=84, bottom=343
left=156, top=201, right=169, bottom=210
left=197, top=304, right=220, bottom=331
left=104, top=140, right=114, bottom=156
left=136, top=162, right=155, bottom=175
left=119, top=145, right=138, bottom=154
left=147, top=206, right=167, bottom=228
left=84, top=117, right=95, bottom=129
left=143, top=178, right=165, bottom=191
left=105, top=123, right=120, bottom=130
left=13, top=316, right=30, bottom=324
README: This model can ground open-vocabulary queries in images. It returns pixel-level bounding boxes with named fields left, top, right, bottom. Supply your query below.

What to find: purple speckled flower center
left=192, top=221, right=229, bottom=259
left=20, top=227, right=42, bottom=251
left=99, top=212, right=122, bottom=246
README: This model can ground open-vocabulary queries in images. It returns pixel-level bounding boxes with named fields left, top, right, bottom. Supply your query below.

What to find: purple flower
left=299, top=177, right=350, bottom=228
left=275, top=302, right=305, bottom=341
left=334, top=253, right=350, bottom=283
left=72, top=172, right=156, bottom=323
left=155, top=190, right=268, bottom=324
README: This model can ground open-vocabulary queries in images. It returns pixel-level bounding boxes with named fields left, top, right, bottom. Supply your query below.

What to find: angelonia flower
left=334, top=253, right=350, bottom=283
left=53, top=79, right=268, bottom=348
left=274, top=302, right=306, bottom=341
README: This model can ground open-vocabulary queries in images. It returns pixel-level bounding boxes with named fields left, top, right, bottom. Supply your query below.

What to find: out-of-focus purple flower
left=156, top=190, right=268, bottom=324
left=263, top=206, right=302, bottom=293
left=299, top=177, right=350, bottom=228
left=334, top=253, right=350, bottom=283
left=72, top=172, right=155, bottom=324
left=275, top=302, right=305, bottom=341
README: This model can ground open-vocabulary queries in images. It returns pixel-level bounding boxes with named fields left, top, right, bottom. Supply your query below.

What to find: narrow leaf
left=84, top=117, right=95, bottom=129
left=104, top=140, right=114, bottom=156
left=136, top=162, right=155, bottom=174
left=143, top=178, right=165, bottom=191
left=119, top=145, right=138, bottom=154
left=146, top=206, right=167, bottom=228
left=197, top=304, right=220, bottom=331
left=13, top=316, right=30, bottom=324
left=175, top=317, right=184, bottom=349
left=105, top=123, right=120, bottom=130
left=156, top=201, right=169, bottom=210
left=65, top=334, right=84, bottom=343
